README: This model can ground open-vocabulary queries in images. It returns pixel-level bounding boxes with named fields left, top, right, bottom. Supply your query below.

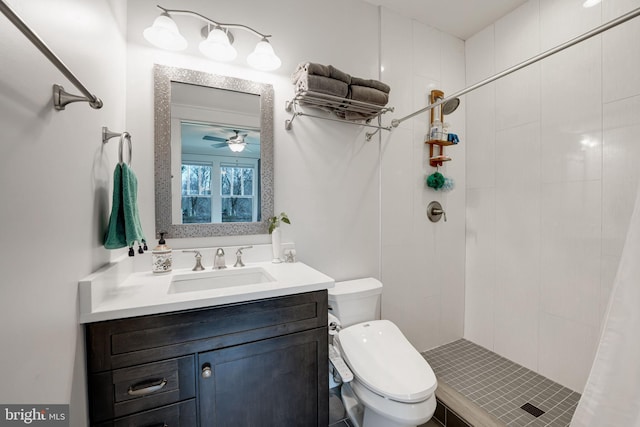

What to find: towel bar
left=0, top=0, right=103, bottom=111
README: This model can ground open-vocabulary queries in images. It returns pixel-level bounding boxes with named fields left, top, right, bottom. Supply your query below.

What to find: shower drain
left=521, top=402, right=545, bottom=417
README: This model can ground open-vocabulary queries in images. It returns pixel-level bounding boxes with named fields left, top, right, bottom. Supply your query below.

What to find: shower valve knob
left=427, top=201, right=447, bottom=223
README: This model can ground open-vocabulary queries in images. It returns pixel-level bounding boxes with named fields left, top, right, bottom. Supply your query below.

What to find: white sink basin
left=168, top=267, right=276, bottom=294
left=79, top=250, right=335, bottom=323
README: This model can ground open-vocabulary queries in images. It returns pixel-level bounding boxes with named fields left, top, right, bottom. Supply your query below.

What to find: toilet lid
left=337, top=320, right=437, bottom=403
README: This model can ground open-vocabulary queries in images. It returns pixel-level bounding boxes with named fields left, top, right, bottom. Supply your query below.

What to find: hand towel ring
left=102, top=126, right=132, bottom=166
left=119, top=132, right=132, bottom=166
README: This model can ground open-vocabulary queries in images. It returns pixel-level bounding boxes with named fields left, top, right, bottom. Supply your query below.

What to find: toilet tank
left=327, top=278, right=382, bottom=327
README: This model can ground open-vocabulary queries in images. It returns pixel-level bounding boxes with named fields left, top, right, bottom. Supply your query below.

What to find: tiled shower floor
left=422, top=339, right=581, bottom=427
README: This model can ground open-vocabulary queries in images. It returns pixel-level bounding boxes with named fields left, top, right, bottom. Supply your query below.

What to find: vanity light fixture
left=199, top=26, right=237, bottom=62
left=143, top=5, right=281, bottom=71
left=582, top=0, right=602, bottom=7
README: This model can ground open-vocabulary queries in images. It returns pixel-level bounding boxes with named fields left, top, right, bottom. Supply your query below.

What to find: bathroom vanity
left=80, top=251, right=333, bottom=426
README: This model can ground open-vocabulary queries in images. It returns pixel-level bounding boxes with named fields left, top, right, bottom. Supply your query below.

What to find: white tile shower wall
left=380, top=8, right=466, bottom=352
left=464, top=0, right=640, bottom=392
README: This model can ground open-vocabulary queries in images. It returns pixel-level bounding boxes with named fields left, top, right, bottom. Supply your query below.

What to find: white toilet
left=328, top=278, right=438, bottom=427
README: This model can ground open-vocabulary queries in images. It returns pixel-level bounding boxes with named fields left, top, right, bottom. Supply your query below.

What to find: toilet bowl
left=328, top=279, right=438, bottom=427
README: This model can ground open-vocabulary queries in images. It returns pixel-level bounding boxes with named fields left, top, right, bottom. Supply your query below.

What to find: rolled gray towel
left=291, top=62, right=330, bottom=83
left=350, top=77, right=391, bottom=93
left=328, top=65, right=351, bottom=84
left=349, top=85, right=389, bottom=106
left=336, top=85, right=389, bottom=121
left=292, top=62, right=351, bottom=85
left=296, top=74, right=349, bottom=98
left=337, top=109, right=384, bottom=121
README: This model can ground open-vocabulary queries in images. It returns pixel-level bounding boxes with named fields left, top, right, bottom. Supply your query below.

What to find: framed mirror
left=154, top=64, right=274, bottom=238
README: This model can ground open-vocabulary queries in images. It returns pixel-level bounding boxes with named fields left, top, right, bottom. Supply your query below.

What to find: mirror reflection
left=154, top=65, right=274, bottom=238
left=171, top=82, right=261, bottom=224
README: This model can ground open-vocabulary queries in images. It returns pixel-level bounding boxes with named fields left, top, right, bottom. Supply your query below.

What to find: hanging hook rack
left=102, top=127, right=132, bottom=166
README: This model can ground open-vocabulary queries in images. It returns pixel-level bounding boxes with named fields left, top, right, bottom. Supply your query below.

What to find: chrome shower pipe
left=0, top=0, right=103, bottom=109
left=391, top=5, right=640, bottom=128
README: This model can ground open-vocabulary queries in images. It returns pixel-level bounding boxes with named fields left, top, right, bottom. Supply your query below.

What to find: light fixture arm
left=156, top=5, right=272, bottom=39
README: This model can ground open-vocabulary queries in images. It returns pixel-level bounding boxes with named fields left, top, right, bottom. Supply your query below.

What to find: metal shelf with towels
left=284, top=90, right=394, bottom=141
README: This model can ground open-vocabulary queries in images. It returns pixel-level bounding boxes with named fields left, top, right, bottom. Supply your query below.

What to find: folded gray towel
left=350, top=77, right=391, bottom=93
left=292, top=62, right=351, bottom=85
left=336, top=109, right=384, bottom=121
left=292, top=62, right=329, bottom=83
left=349, top=85, right=389, bottom=106
left=296, top=74, right=349, bottom=98
left=328, top=65, right=351, bottom=84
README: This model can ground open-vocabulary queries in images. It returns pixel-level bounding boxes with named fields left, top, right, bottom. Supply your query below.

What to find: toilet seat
left=337, top=319, right=437, bottom=403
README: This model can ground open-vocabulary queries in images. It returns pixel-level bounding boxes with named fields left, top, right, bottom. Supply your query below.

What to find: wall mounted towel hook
left=102, top=126, right=132, bottom=166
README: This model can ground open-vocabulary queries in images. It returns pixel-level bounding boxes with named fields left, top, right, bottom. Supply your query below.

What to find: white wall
left=464, top=0, right=640, bottom=392
left=379, top=9, right=467, bottom=351
left=0, top=0, right=127, bottom=424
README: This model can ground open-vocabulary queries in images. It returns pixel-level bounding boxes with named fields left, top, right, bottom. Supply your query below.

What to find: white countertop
left=79, top=248, right=334, bottom=323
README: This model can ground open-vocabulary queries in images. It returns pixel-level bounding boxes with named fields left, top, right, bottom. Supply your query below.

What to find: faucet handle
left=183, top=250, right=205, bottom=271
left=234, top=246, right=253, bottom=268
left=235, top=245, right=253, bottom=255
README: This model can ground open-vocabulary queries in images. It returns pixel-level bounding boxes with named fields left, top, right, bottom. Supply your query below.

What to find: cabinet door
left=198, top=328, right=328, bottom=426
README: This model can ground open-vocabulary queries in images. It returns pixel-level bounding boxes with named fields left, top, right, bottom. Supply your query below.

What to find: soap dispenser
left=152, top=232, right=172, bottom=274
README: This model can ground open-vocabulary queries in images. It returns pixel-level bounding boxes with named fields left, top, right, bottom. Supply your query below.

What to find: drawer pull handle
left=127, top=378, right=168, bottom=396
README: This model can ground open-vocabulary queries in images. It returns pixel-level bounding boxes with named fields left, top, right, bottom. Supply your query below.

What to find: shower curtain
left=570, top=182, right=640, bottom=426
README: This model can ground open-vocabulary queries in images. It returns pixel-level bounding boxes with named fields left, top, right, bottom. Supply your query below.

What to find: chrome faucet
left=213, top=248, right=226, bottom=269
left=233, top=246, right=253, bottom=267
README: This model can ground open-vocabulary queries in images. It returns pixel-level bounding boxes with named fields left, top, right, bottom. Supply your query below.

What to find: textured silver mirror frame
left=154, top=64, right=274, bottom=238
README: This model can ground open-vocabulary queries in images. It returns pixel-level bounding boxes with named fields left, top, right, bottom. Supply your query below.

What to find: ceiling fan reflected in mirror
left=203, top=129, right=249, bottom=152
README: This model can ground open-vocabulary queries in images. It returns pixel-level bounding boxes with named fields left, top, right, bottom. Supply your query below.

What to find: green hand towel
left=104, top=163, right=146, bottom=249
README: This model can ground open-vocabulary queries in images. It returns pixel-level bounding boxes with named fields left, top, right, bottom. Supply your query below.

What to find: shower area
left=380, top=1, right=640, bottom=426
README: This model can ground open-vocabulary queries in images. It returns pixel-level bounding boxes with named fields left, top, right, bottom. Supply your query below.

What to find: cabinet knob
left=202, top=365, right=212, bottom=379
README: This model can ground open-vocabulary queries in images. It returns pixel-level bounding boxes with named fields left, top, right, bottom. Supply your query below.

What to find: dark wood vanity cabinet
left=85, top=290, right=329, bottom=426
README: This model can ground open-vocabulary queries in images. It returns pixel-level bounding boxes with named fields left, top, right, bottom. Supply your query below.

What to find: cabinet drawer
left=89, top=356, right=195, bottom=423
left=87, top=290, right=327, bottom=372
left=94, top=399, right=196, bottom=427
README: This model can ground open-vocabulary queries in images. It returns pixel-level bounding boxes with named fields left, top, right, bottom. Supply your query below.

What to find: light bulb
left=582, top=0, right=601, bottom=7
left=228, top=142, right=246, bottom=152
left=247, top=38, right=281, bottom=71
left=143, top=13, right=187, bottom=51
left=199, top=27, right=237, bottom=62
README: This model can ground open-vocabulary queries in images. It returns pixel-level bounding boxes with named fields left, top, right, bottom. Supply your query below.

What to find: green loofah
left=427, top=172, right=445, bottom=190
